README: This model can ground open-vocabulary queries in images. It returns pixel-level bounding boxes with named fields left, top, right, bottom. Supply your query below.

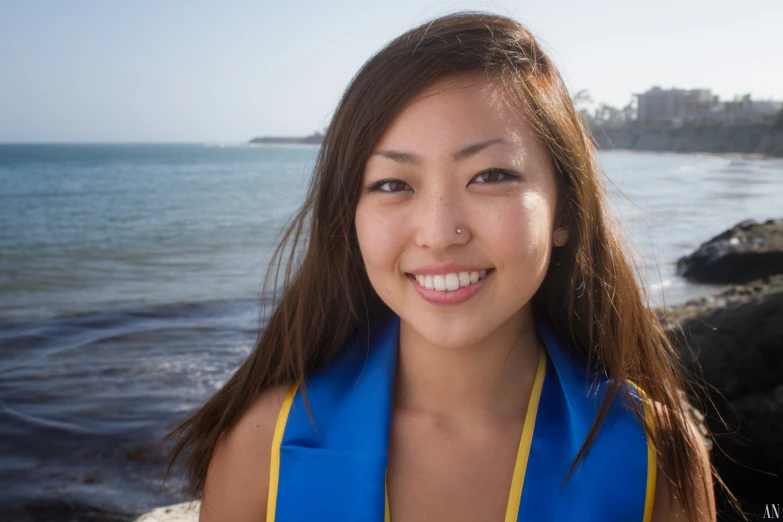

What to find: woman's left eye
left=471, top=169, right=518, bottom=184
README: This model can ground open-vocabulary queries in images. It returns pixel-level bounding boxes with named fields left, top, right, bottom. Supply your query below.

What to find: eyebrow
left=371, top=138, right=507, bottom=165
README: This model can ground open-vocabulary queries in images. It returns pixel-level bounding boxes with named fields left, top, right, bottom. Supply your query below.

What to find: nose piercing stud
left=456, top=228, right=462, bottom=234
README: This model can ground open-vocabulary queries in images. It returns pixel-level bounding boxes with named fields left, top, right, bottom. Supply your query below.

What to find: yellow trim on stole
left=267, top=382, right=299, bottom=522
left=504, top=343, right=547, bottom=522
left=384, top=471, right=391, bottom=522
left=628, top=380, right=657, bottom=522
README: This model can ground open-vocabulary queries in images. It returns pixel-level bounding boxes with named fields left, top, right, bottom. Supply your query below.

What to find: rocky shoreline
left=664, top=274, right=783, bottom=511
left=663, top=219, right=783, bottom=519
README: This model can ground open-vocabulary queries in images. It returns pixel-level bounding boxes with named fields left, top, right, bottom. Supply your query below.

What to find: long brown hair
left=163, top=11, right=740, bottom=521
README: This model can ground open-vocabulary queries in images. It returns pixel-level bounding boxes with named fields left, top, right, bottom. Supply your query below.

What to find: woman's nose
left=413, top=188, right=470, bottom=251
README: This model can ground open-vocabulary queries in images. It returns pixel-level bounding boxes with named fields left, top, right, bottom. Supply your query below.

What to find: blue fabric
left=274, top=313, right=649, bottom=521
left=518, top=319, right=649, bottom=520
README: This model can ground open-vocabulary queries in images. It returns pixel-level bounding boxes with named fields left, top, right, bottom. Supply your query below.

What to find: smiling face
left=355, top=72, right=560, bottom=350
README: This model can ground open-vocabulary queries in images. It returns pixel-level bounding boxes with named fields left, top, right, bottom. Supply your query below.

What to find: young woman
left=164, top=12, right=733, bottom=522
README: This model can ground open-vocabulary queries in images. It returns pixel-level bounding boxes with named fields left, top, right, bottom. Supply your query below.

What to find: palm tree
left=572, top=89, right=594, bottom=127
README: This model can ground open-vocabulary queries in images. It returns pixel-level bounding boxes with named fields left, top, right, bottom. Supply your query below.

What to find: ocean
left=1, top=144, right=782, bottom=518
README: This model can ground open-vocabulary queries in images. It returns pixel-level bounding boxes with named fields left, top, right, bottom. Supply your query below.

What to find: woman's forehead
left=370, top=73, right=543, bottom=164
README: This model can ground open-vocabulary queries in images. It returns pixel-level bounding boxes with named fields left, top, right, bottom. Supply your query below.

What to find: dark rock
left=676, top=219, right=783, bottom=283
left=0, top=499, right=134, bottom=522
left=662, top=274, right=783, bottom=511
left=662, top=274, right=783, bottom=400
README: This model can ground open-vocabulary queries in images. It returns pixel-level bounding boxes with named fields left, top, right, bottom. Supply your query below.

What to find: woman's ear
left=553, top=227, right=569, bottom=247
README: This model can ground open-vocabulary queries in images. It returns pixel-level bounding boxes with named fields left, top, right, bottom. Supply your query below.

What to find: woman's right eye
left=367, top=180, right=410, bottom=193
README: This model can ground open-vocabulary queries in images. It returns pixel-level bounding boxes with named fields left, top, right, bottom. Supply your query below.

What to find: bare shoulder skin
left=649, top=400, right=716, bottom=522
left=199, top=383, right=292, bottom=522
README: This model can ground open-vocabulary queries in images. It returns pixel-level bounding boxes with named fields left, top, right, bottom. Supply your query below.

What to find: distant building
left=634, top=86, right=717, bottom=128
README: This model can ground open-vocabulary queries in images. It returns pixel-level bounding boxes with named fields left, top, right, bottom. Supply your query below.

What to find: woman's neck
left=393, top=307, right=542, bottom=427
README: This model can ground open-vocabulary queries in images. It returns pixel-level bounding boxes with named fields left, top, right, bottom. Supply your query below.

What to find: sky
left=1, top=0, right=781, bottom=143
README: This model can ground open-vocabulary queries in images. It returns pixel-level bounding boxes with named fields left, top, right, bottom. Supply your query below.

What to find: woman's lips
left=407, top=269, right=494, bottom=305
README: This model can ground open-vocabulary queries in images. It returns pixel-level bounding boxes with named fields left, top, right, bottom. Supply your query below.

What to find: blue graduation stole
left=267, top=313, right=656, bottom=521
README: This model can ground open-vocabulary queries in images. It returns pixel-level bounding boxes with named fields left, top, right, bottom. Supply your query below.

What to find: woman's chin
left=401, top=318, right=492, bottom=351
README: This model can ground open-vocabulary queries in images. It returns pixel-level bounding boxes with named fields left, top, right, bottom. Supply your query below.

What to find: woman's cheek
left=500, top=195, right=554, bottom=262
left=356, top=206, right=401, bottom=277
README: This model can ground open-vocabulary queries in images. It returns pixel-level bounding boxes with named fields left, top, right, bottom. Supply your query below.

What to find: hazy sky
left=1, top=0, right=780, bottom=143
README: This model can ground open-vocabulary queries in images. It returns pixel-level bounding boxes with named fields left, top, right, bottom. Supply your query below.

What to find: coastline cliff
left=590, top=123, right=783, bottom=157
left=248, top=132, right=324, bottom=145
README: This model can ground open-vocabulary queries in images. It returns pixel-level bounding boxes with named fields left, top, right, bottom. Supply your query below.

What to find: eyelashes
left=365, top=168, right=520, bottom=193
left=367, top=179, right=409, bottom=193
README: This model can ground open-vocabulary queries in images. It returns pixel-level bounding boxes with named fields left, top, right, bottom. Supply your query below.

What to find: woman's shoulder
left=650, top=401, right=715, bottom=521
left=624, top=386, right=716, bottom=522
left=200, top=382, right=294, bottom=522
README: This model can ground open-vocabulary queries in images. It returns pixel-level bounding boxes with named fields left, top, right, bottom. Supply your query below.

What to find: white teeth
left=433, top=274, right=446, bottom=291
left=445, top=273, right=460, bottom=291
left=412, top=270, right=490, bottom=292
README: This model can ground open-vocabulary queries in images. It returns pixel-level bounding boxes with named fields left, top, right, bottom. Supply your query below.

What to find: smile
left=410, top=270, right=491, bottom=291
left=406, top=269, right=495, bottom=305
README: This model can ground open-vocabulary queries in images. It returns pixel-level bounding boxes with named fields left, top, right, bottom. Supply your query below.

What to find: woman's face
left=355, top=73, right=560, bottom=349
